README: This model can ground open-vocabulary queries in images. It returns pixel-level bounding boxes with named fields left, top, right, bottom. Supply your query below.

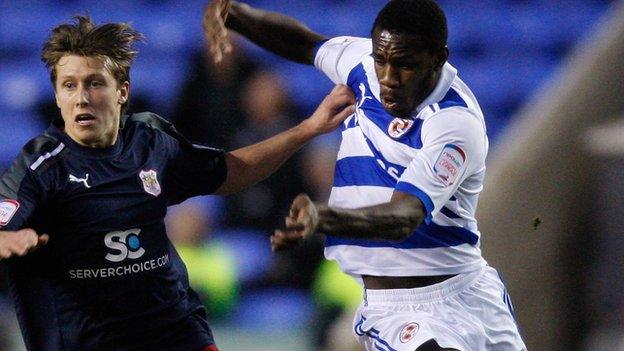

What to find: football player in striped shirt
left=206, top=0, right=527, bottom=350
left=0, top=15, right=354, bottom=351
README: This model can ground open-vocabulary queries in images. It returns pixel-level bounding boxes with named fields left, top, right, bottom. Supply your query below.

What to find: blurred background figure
left=171, top=34, right=259, bottom=148
left=295, top=141, right=360, bottom=350
left=224, top=70, right=304, bottom=231
left=0, top=267, right=23, bottom=351
left=166, top=197, right=240, bottom=320
left=0, top=1, right=622, bottom=350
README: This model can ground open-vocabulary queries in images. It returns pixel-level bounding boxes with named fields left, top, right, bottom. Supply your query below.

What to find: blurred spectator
left=224, top=70, right=305, bottom=232
left=170, top=34, right=258, bottom=148
left=261, top=139, right=340, bottom=290
left=0, top=296, right=25, bottom=351
left=166, top=197, right=239, bottom=320
left=311, top=259, right=362, bottom=351
left=300, top=138, right=341, bottom=203
left=297, top=140, right=363, bottom=351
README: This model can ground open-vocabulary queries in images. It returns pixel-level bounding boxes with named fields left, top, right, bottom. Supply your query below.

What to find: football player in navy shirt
left=0, top=15, right=355, bottom=351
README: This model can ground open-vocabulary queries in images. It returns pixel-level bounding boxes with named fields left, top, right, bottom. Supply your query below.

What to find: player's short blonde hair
left=41, top=15, right=144, bottom=113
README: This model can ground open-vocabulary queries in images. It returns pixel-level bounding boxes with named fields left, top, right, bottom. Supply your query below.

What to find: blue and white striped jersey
left=315, top=37, right=489, bottom=277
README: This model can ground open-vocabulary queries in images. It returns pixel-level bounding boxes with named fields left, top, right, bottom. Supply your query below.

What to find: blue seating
left=131, top=52, right=192, bottom=116
left=0, top=59, right=50, bottom=112
left=0, top=0, right=613, bottom=144
left=228, top=287, right=314, bottom=330
left=0, top=112, right=42, bottom=172
left=211, top=228, right=273, bottom=285
left=273, top=62, right=334, bottom=115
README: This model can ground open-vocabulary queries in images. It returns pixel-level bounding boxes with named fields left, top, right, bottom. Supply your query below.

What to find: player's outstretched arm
left=204, top=0, right=327, bottom=64
left=0, top=229, right=48, bottom=260
left=271, top=191, right=426, bottom=251
left=214, top=84, right=355, bottom=196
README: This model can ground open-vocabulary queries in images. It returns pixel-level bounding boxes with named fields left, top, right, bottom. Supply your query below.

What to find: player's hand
left=270, top=194, right=319, bottom=251
left=0, top=229, right=49, bottom=260
left=302, top=85, right=356, bottom=137
left=203, top=0, right=233, bottom=63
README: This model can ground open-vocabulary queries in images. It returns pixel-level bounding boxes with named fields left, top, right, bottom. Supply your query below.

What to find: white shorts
left=352, top=266, right=527, bottom=351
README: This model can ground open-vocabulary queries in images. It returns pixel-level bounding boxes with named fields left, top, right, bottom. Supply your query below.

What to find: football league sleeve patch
left=433, top=144, right=466, bottom=187
left=0, top=199, right=20, bottom=226
left=0, top=157, right=45, bottom=230
left=395, top=110, right=485, bottom=218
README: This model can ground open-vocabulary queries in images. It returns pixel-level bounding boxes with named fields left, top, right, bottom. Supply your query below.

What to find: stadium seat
left=228, top=287, right=314, bottom=331
left=131, top=52, right=192, bottom=116
left=0, top=60, right=49, bottom=112
left=211, top=228, right=272, bottom=285
left=0, top=113, right=42, bottom=172
left=1, top=0, right=611, bottom=145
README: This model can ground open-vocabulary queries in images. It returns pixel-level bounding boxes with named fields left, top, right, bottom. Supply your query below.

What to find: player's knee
left=414, top=338, right=461, bottom=351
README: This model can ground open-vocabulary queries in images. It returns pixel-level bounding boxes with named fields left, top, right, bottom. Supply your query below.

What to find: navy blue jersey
left=0, top=112, right=227, bottom=351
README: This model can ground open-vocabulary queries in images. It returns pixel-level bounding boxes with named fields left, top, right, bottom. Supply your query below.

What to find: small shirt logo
left=69, top=173, right=91, bottom=188
left=388, top=118, right=414, bottom=139
left=399, top=322, right=420, bottom=343
left=357, top=83, right=373, bottom=109
left=434, top=144, right=466, bottom=187
left=0, top=199, right=20, bottom=226
left=139, top=169, right=161, bottom=196
left=354, top=83, right=373, bottom=124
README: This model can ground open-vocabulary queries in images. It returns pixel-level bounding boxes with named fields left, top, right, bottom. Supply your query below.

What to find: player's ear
left=55, top=91, right=61, bottom=109
left=433, top=46, right=449, bottom=72
left=117, top=81, right=129, bottom=104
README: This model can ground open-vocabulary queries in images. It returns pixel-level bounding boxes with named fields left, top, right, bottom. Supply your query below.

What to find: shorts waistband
left=364, top=267, right=485, bottom=305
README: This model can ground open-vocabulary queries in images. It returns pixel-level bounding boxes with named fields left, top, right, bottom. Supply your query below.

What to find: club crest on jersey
left=434, top=144, right=466, bottom=187
left=399, top=322, right=420, bottom=343
left=388, top=118, right=414, bottom=139
left=139, top=169, right=161, bottom=196
left=0, top=199, right=20, bottom=226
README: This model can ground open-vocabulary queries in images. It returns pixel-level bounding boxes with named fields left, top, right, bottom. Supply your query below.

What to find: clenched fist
left=271, top=194, right=319, bottom=251
left=0, top=229, right=49, bottom=260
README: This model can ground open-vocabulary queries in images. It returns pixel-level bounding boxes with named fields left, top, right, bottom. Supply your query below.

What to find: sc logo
left=104, top=229, right=146, bottom=262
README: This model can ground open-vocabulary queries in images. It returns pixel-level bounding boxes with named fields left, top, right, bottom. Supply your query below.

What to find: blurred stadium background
left=1, top=0, right=623, bottom=350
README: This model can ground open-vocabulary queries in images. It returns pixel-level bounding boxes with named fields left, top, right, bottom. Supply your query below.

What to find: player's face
left=54, top=55, right=129, bottom=148
left=372, top=28, right=447, bottom=117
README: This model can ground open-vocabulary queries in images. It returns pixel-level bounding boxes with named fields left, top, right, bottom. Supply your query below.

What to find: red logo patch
left=0, top=199, right=20, bottom=226
left=388, top=118, right=414, bottom=139
left=399, top=322, right=420, bottom=343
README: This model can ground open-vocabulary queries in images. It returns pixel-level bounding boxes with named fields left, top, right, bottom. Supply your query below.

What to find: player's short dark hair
left=41, top=15, right=144, bottom=113
left=372, top=0, right=448, bottom=53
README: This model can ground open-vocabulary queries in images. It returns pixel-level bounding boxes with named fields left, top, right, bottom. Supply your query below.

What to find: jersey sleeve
left=127, top=112, right=228, bottom=204
left=0, top=156, right=44, bottom=231
left=314, top=36, right=372, bottom=84
left=165, top=141, right=227, bottom=204
left=154, top=125, right=226, bottom=205
left=395, top=109, right=487, bottom=223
